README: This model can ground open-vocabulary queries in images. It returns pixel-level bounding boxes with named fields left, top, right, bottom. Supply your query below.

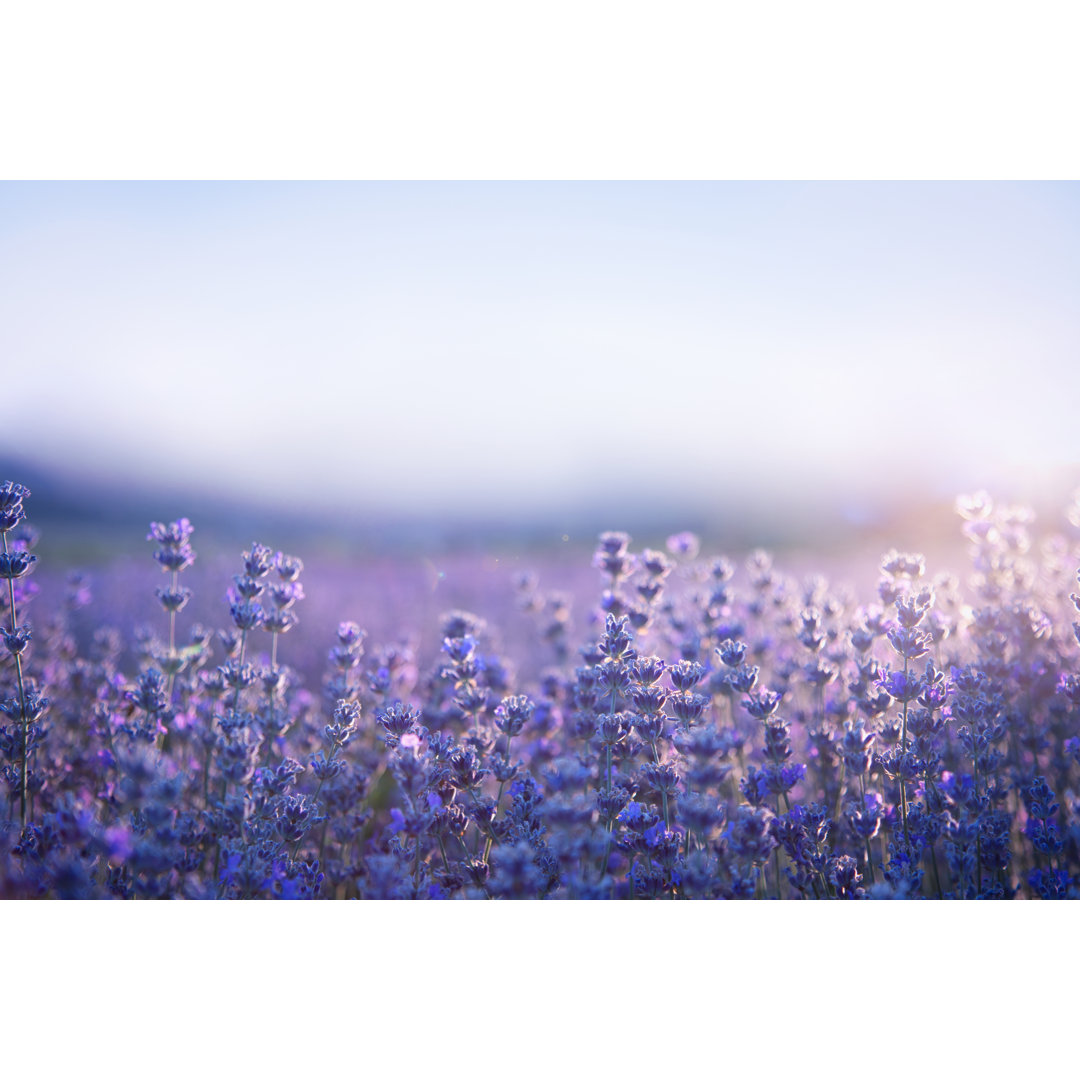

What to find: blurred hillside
left=6, top=453, right=1078, bottom=570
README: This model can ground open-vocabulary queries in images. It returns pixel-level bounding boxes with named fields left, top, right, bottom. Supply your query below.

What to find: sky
left=1, top=181, right=1077, bottom=520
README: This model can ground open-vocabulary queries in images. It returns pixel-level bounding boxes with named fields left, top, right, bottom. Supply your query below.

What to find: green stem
left=465, top=785, right=498, bottom=853
left=773, top=796, right=783, bottom=900
left=833, top=758, right=846, bottom=822
left=973, top=743, right=982, bottom=897
left=231, top=628, right=249, bottom=713
left=3, top=532, right=30, bottom=830
left=291, top=740, right=340, bottom=862
left=484, top=735, right=513, bottom=864
left=264, top=630, right=279, bottom=765
left=900, top=654, right=909, bottom=846
left=159, top=569, right=179, bottom=754
left=166, top=570, right=178, bottom=691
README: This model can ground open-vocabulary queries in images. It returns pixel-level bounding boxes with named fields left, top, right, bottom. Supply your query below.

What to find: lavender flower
left=2, top=477, right=1078, bottom=902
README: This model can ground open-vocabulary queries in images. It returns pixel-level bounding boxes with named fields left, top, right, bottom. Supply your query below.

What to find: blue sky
left=1, top=182, right=1077, bottom=516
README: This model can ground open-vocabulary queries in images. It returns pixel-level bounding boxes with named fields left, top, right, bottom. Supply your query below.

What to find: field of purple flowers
left=2, top=478, right=1079, bottom=900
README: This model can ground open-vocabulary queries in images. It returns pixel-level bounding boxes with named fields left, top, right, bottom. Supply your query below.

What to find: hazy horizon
left=2, top=181, right=1078, bottom=520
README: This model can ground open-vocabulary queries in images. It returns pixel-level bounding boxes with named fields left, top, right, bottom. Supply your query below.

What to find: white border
left=2, top=2, right=1078, bottom=178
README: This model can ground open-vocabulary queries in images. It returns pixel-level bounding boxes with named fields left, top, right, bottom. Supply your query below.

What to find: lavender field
left=3, top=477, right=1079, bottom=899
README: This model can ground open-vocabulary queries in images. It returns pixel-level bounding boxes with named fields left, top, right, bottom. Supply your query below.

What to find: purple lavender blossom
left=2, top=480, right=1079, bottom=901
